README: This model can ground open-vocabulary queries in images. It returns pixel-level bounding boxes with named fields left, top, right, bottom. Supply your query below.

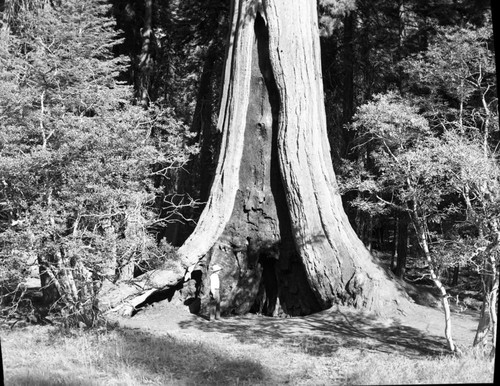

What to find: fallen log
left=98, top=266, right=186, bottom=316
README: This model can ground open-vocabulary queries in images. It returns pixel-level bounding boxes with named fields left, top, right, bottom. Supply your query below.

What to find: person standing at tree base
left=209, top=264, right=222, bottom=321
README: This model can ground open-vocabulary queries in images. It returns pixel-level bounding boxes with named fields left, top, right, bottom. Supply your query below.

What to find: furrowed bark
left=263, top=0, right=409, bottom=312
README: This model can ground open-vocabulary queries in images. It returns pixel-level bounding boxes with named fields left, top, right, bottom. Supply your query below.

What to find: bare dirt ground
left=109, top=290, right=480, bottom=359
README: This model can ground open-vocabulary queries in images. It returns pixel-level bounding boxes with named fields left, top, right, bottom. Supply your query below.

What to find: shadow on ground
left=178, top=306, right=449, bottom=358
left=6, top=377, right=92, bottom=386
left=111, top=328, right=268, bottom=384
left=5, top=326, right=268, bottom=386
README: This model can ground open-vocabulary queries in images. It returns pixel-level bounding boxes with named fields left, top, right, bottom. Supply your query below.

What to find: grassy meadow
left=1, top=322, right=494, bottom=385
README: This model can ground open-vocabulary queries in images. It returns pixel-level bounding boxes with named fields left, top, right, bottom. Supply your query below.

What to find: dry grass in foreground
left=1, top=322, right=494, bottom=385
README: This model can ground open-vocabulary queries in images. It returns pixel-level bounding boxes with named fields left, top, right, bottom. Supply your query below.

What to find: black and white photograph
left=0, top=0, right=497, bottom=384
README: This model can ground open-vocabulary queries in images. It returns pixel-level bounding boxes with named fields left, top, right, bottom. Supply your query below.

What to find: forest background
left=0, top=0, right=498, bottom=354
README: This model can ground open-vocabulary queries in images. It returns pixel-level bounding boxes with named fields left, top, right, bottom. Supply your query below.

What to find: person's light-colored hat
left=211, top=264, right=222, bottom=272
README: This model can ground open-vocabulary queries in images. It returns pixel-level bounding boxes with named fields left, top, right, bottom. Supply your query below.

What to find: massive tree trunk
left=99, top=0, right=411, bottom=317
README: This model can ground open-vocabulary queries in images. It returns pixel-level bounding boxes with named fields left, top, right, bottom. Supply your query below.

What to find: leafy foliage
left=318, top=0, right=356, bottom=36
left=346, top=89, right=499, bottom=275
left=401, top=20, right=498, bottom=143
left=0, top=0, right=195, bottom=325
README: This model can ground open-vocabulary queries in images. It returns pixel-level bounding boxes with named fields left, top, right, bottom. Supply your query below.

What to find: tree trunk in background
left=394, top=212, right=408, bottom=279
left=451, top=264, right=459, bottom=286
left=99, top=0, right=412, bottom=317
left=137, top=0, right=154, bottom=107
left=474, top=226, right=499, bottom=359
left=488, top=266, right=498, bottom=360
left=341, top=11, right=355, bottom=155
left=38, top=253, right=60, bottom=305
left=1, top=328, right=4, bottom=385
left=391, top=217, right=398, bottom=270
left=101, top=217, right=118, bottom=279
left=192, top=39, right=224, bottom=204
left=0, top=0, right=11, bottom=35
left=121, top=201, right=148, bottom=280
left=365, top=215, right=373, bottom=251
left=395, top=0, right=407, bottom=91
left=474, top=280, right=492, bottom=348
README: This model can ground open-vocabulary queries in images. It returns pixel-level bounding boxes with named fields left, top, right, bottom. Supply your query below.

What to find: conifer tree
left=0, top=0, right=193, bottom=324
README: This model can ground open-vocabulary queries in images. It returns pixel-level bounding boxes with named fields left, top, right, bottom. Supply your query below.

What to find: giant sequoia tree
left=101, top=0, right=411, bottom=316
